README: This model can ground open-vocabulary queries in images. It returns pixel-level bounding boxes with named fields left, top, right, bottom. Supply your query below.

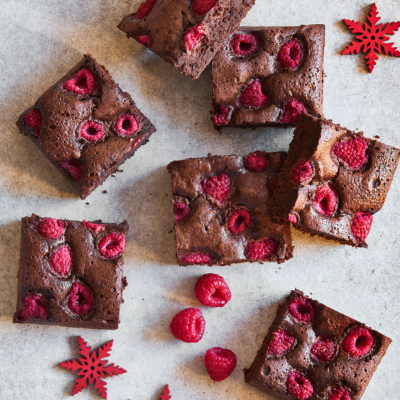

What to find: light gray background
left=0, top=0, right=399, bottom=399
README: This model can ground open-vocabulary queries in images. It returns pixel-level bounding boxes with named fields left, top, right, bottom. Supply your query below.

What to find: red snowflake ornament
left=160, top=385, right=172, bottom=399
left=58, top=336, right=127, bottom=399
left=342, top=3, right=400, bottom=72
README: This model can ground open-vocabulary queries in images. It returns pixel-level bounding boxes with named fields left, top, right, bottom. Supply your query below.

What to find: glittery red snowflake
left=342, top=3, right=400, bottom=72
left=160, top=385, right=172, bottom=399
left=58, top=336, right=127, bottom=399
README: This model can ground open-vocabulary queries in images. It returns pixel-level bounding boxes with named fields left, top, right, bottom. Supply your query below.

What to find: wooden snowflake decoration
left=342, top=3, right=400, bottom=72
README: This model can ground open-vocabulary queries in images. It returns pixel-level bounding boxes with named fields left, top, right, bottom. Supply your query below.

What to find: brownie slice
left=13, top=214, right=128, bottom=330
left=245, top=290, right=392, bottom=400
left=117, top=0, right=255, bottom=80
left=167, top=152, right=293, bottom=266
left=212, top=25, right=325, bottom=128
left=16, top=54, right=156, bottom=199
left=271, top=114, right=400, bottom=247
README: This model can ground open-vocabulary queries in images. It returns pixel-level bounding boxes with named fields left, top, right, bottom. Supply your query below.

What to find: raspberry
left=63, top=68, right=96, bottom=96
left=59, top=161, right=83, bottom=182
left=68, top=282, right=94, bottom=315
left=329, top=387, right=351, bottom=400
left=231, top=33, right=258, bottom=56
left=24, top=109, right=41, bottom=137
left=134, top=0, right=157, bottom=19
left=205, top=347, right=237, bottom=382
left=332, top=137, right=368, bottom=170
left=170, top=308, right=205, bottom=343
left=83, top=220, right=105, bottom=233
left=281, top=100, right=307, bottom=124
left=18, top=294, right=49, bottom=321
left=286, top=371, right=313, bottom=400
left=49, top=246, right=72, bottom=276
left=245, top=238, right=280, bottom=261
left=287, top=213, right=297, bottom=223
left=291, top=161, right=313, bottom=184
left=313, top=185, right=337, bottom=216
left=80, top=120, right=104, bottom=142
left=213, top=106, right=232, bottom=126
left=342, top=327, right=374, bottom=358
left=310, top=338, right=336, bottom=362
left=244, top=152, right=268, bottom=172
left=201, top=173, right=231, bottom=203
left=185, top=25, right=205, bottom=51
left=179, top=253, right=212, bottom=265
left=194, top=273, right=232, bottom=308
left=192, top=0, right=217, bottom=15
left=278, top=40, right=302, bottom=69
left=267, top=330, right=296, bottom=356
left=351, top=212, right=373, bottom=242
left=288, top=295, right=316, bottom=324
left=237, top=80, right=268, bottom=109
left=115, top=113, right=139, bottom=136
left=37, top=218, right=64, bottom=239
left=99, top=233, right=125, bottom=258
left=227, top=209, right=251, bottom=234
left=173, top=202, right=190, bottom=222
left=133, top=35, right=152, bottom=47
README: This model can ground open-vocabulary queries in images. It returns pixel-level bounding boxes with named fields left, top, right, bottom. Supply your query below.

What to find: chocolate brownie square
left=245, top=290, right=392, bottom=400
left=271, top=114, right=400, bottom=247
left=212, top=25, right=325, bottom=128
left=16, top=54, right=156, bottom=199
left=167, top=152, right=293, bottom=266
left=13, top=214, right=128, bottom=330
left=117, top=0, right=255, bottom=79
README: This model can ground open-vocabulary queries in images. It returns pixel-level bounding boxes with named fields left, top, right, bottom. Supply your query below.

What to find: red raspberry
left=185, top=25, right=205, bottom=51
left=310, top=337, right=336, bottom=362
left=37, top=218, right=64, bottom=239
left=213, top=106, right=232, bottom=126
left=173, top=202, right=190, bottom=222
left=18, top=294, right=49, bottom=321
left=205, top=347, right=237, bottom=381
left=201, top=173, right=231, bottom=203
left=227, top=209, right=251, bottom=234
left=291, top=161, right=313, bottom=184
left=99, top=233, right=125, bottom=258
left=194, top=273, right=232, bottom=308
left=288, top=295, right=316, bottom=324
left=49, top=246, right=72, bottom=276
left=231, top=33, right=258, bottom=56
left=313, top=185, right=337, bottom=216
left=63, top=68, right=96, bottom=96
left=342, top=327, right=374, bottom=358
left=278, top=40, right=302, bottom=69
left=115, top=113, right=139, bottom=136
left=192, top=0, right=217, bottom=15
left=244, top=152, right=268, bottom=172
left=281, top=100, right=307, bottom=124
left=68, top=282, right=94, bottom=315
left=286, top=371, right=313, bottom=400
left=133, top=35, right=152, bottom=47
left=238, top=80, right=268, bottom=109
left=179, top=253, right=213, bottom=265
left=134, top=0, right=157, bottom=19
left=351, top=212, right=373, bottom=242
left=329, top=387, right=351, bottom=400
left=83, top=220, right=105, bottom=233
left=170, top=308, right=205, bottom=343
left=287, top=213, right=297, bottom=223
left=267, top=329, right=296, bottom=356
left=245, top=238, right=279, bottom=261
left=80, top=120, right=104, bottom=142
left=332, top=137, right=368, bottom=170
left=24, top=109, right=41, bottom=137
left=59, top=161, right=83, bottom=182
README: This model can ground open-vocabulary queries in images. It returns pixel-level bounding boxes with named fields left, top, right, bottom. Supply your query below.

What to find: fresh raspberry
left=313, top=185, right=337, bottom=216
left=170, top=308, right=205, bottom=343
left=18, top=294, right=49, bottom=321
left=286, top=371, right=313, bottom=400
left=281, top=100, right=307, bottom=124
left=185, top=25, right=205, bottom=51
left=231, top=33, right=258, bottom=56
left=227, top=209, right=251, bottom=234
left=267, top=329, right=296, bottom=356
left=238, top=80, right=268, bottom=109
left=351, top=212, right=373, bottom=242
left=287, top=213, right=297, bottom=223
left=310, top=338, right=336, bottom=362
left=245, top=238, right=280, bottom=261
left=278, top=40, right=302, bottom=69
left=80, top=120, right=104, bottom=142
left=37, top=218, right=64, bottom=239
left=288, top=295, right=316, bottom=324
left=201, top=173, right=231, bottom=203
left=83, top=220, right=105, bottom=233
left=291, top=161, right=313, bottom=184
left=213, top=106, right=232, bottom=126
left=134, top=0, right=157, bottom=19
left=68, top=282, right=94, bottom=315
left=342, top=327, right=374, bottom=358
left=332, top=137, right=368, bottom=170
left=192, top=0, right=217, bottom=15
left=99, top=233, right=125, bottom=258
left=244, top=152, right=268, bottom=172
left=49, top=246, right=72, bottom=276
left=24, top=109, right=41, bottom=137
left=133, top=35, right=152, bottom=47
left=329, top=387, right=351, bottom=400
left=63, top=68, right=96, bottom=96
left=59, top=161, right=83, bottom=182
left=179, top=253, right=213, bottom=265
left=205, top=347, right=237, bottom=381
left=115, top=113, right=139, bottom=136
left=194, top=273, right=232, bottom=308
left=173, top=202, right=190, bottom=222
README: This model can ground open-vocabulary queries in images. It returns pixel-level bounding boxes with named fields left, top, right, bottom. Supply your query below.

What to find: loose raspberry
left=133, top=35, right=152, bottom=47
left=287, top=213, right=297, bottom=223
left=68, top=282, right=94, bottom=315
left=267, top=330, right=296, bottom=356
left=244, top=152, right=268, bottom=172
left=59, top=161, right=83, bottom=182
left=333, top=137, right=368, bottom=170
left=24, top=109, right=41, bottom=137
left=134, top=0, right=157, bottom=19
left=99, top=233, right=125, bottom=258
left=115, top=113, right=139, bottom=136
left=288, top=295, right=316, bottom=324
left=83, top=220, right=105, bottom=233
left=238, top=80, right=268, bottom=109
left=281, top=100, right=307, bottom=124
left=313, top=185, right=337, bottom=216
left=201, top=173, right=231, bottom=203
left=179, top=253, right=213, bottom=265
left=329, top=387, right=351, bottom=400
left=63, top=68, right=96, bottom=96
left=227, top=209, right=251, bottom=234
left=291, top=161, right=313, bottom=184
left=342, top=327, right=374, bottom=358
left=286, top=371, right=313, bottom=400
left=194, top=273, right=232, bottom=308
left=245, top=238, right=280, bottom=261
left=173, top=202, right=190, bottom=222
left=351, top=212, right=373, bottom=242
left=37, top=218, right=64, bottom=239
left=231, top=33, right=258, bottom=56
left=170, top=308, right=205, bottom=343
left=80, top=120, right=104, bottom=142
left=18, top=294, right=49, bottom=321
left=192, top=0, right=217, bottom=15
left=310, top=338, right=336, bottom=362
left=185, top=25, right=205, bottom=51
left=205, top=347, right=237, bottom=382
left=213, top=106, right=232, bottom=126
left=49, top=246, right=72, bottom=276
left=278, top=40, right=302, bottom=69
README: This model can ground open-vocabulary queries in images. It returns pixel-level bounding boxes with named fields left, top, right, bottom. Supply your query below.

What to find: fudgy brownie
left=16, top=54, right=156, bottom=199
left=13, top=214, right=128, bottom=330
left=271, top=114, right=400, bottom=247
left=117, top=0, right=256, bottom=80
left=212, top=25, right=325, bottom=128
left=167, top=152, right=293, bottom=266
left=245, top=290, right=392, bottom=400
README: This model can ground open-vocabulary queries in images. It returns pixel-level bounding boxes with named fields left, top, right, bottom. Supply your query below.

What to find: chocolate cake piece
left=271, top=114, right=400, bottom=247
left=16, top=54, right=156, bottom=199
left=13, top=214, right=128, bottom=330
left=212, top=25, right=325, bottom=128
left=117, top=0, right=255, bottom=80
left=167, top=152, right=293, bottom=266
left=245, top=290, right=392, bottom=400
